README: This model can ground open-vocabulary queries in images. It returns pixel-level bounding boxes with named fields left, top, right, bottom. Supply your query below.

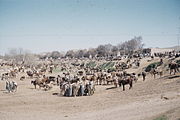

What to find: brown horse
left=118, top=77, right=133, bottom=91
left=31, top=79, right=45, bottom=89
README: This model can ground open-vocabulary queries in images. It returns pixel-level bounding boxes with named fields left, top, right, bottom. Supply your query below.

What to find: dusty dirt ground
left=0, top=58, right=180, bottom=120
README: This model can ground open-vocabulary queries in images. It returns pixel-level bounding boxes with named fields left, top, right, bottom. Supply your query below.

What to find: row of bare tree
left=69, top=36, right=143, bottom=58
left=45, top=36, right=144, bottom=59
left=2, top=36, right=144, bottom=62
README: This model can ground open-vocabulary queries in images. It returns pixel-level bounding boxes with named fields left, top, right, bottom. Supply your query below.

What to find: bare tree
left=50, top=51, right=62, bottom=59
left=4, top=48, right=37, bottom=65
left=65, top=50, right=75, bottom=58
left=111, top=46, right=118, bottom=56
left=84, top=48, right=96, bottom=58
left=74, top=49, right=86, bottom=58
left=116, top=36, right=144, bottom=55
left=96, top=45, right=107, bottom=57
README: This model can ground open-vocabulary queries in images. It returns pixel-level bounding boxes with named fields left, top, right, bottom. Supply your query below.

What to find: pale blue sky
left=0, top=0, right=180, bottom=55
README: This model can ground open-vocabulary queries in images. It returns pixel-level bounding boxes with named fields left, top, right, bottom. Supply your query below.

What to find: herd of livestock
left=0, top=52, right=180, bottom=97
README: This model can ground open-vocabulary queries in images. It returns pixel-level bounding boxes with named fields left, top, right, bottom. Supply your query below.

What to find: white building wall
left=151, top=48, right=174, bottom=56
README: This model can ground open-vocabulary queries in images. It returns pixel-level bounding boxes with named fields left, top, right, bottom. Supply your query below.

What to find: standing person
left=160, top=58, right=163, bottom=65
left=142, top=72, right=146, bottom=81
left=68, top=82, right=72, bottom=97
left=137, top=61, right=140, bottom=67
left=57, top=75, right=61, bottom=86
left=49, top=66, right=53, bottom=73
left=151, top=56, right=154, bottom=60
left=79, top=82, right=84, bottom=96
left=114, top=76, right=119, bottom=88
left=6, top=80, right=10, bottom=93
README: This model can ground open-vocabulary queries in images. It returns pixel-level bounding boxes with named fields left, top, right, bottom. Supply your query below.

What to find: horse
left=150, top=68, right=163, bottom=79
left=1, top=73, right=9, bottom=80
left=26, top=71, right=34, bottom=78
left=31, top=79, right=45, bottom=89
left=169, top=63, right=179, bottom=75
left=118, top=77, right=133, bottom=91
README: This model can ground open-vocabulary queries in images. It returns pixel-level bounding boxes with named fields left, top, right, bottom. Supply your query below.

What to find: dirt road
left=0, top=72, right=180, bottom=120
left=0, top=58, right=180, bottom=120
